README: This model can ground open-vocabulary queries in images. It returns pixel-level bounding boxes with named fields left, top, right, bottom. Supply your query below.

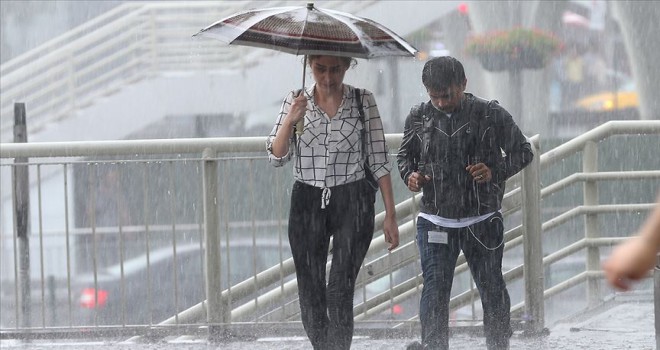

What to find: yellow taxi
left=574, top=81, right=638, bottom=112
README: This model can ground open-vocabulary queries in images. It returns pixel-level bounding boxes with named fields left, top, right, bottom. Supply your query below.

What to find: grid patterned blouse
left=267, top=84, right=391, bottom=189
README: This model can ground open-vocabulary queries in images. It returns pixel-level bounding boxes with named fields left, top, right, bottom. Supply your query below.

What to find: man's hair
left=422, top=56, right=466, bottom=91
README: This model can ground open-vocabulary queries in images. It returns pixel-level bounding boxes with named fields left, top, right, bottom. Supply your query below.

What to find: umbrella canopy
left=193, top=3, right=417, bottom=59
left=193, top=3, right=417, bottom=134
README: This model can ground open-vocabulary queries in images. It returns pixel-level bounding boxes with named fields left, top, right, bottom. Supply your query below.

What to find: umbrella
left=193, top=2, right=417, bottom=134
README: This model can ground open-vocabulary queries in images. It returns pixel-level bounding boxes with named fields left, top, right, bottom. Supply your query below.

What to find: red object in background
left=80, top=288, right=108, bottom=308
left=392, top=304, right=403, bottom=315
left=458, top=3, right=468, bottom=15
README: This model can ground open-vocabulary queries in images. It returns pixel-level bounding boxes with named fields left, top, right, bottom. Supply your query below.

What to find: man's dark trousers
left=416, top=213, right=512, bottom=350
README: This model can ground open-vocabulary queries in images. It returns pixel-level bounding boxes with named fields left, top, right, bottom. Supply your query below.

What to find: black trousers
left=288, top=179, right=375, bottom=350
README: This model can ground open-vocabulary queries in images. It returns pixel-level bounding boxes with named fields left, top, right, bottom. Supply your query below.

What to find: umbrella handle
left=295, top=56, right=307, bottom=136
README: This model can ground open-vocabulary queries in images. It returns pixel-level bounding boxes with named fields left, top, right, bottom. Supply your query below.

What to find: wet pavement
left=1, top=297, right=654, bottom=350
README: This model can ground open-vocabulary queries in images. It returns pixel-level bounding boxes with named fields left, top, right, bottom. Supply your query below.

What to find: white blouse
left=267, top=84, right=391, bottom=190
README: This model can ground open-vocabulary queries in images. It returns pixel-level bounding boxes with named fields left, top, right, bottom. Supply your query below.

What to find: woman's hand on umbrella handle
left=287, top=93, right=307, bottom=129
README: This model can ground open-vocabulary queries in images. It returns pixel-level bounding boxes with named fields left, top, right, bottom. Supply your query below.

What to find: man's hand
left=466, top=162, right=491, bottom=184
left=407, top=171, right=431, bottom=192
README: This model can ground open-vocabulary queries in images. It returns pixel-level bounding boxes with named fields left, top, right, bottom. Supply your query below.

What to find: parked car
left=74, top=238, right=291, bottom=326
left=574, top=81, right=638, bottom=112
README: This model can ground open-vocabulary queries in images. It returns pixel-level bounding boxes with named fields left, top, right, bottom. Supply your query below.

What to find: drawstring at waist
left=321, top=187, right=332, bottom=209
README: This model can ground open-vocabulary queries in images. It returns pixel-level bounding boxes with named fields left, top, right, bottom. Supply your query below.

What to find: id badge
left=428, top=230, right=448, bottom=244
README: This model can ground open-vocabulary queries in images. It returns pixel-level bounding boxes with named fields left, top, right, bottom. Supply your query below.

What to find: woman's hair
left=306, top=55, right=357, bottom=68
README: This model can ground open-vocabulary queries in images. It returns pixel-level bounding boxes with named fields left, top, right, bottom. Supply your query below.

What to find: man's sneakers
left=407, top=338, right=510, bottom=350
left=405, top=341, right=427, bottom=350
left=487, top=339, right=510, bottom=350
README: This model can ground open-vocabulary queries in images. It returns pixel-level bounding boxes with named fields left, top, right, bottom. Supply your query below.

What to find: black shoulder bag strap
left=469, top=98, right=498, bottom=165
left=354, top=88, right=367, bottom=159
left=292, top=88, right=304, bottom=173
left=354, top=88, right=379, bottom=191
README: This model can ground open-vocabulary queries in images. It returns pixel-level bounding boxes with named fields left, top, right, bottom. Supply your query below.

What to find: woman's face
left=310, top=56, right=349, bottom=93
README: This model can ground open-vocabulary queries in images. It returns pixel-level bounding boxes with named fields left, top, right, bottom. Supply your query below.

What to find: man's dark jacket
left=397, top=93, right=533, bottom=218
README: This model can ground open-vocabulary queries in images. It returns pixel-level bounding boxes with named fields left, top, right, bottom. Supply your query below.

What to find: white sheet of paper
left=428, top=230, right=448, bottom=244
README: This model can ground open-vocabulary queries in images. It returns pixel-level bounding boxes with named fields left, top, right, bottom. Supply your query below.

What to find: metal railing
left=1, top=120, right=659, bottom=340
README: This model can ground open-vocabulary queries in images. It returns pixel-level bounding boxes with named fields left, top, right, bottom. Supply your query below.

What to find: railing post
left=202, top=148, right=227, bottom=342
left=583, top=141, right=601, bottom=307
left=521, top=137, right=545, bottom=335
left=13, top=102, right=31, bottom=330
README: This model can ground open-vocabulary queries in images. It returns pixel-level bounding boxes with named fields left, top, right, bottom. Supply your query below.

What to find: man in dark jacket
left=399, top=56, right=533, bottom=350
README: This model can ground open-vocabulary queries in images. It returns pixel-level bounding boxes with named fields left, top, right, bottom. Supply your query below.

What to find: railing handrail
left=0, top=136, right=269, bottom=158
left=0, top=134, right=403, bottom=159
left=0, top=3, right=143, bottom=76
left=0, top=1, right=276, bottom=77
left=4, top=120, right=660, bottom=159
left=539, top=120, right=660, bottom=168
left=0, top=2, right=244, bottom=137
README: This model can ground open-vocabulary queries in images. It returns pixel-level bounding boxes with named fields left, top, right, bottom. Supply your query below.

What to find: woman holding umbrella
left=267, top=54, right=399, bottom=350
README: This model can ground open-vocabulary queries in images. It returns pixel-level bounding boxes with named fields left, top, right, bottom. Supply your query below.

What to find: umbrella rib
left=297, top=5, right=313, bottom=57
left=194, top=6, right=297, bottom=42
left=316, top=8, right=370, bottom=57
left=316, top=8, right=417, bottom=58
left=362, top=19, right=418, bottom=55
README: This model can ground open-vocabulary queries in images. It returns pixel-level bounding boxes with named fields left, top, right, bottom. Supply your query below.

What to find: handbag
left=354, top=88, right=379, bottom=192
